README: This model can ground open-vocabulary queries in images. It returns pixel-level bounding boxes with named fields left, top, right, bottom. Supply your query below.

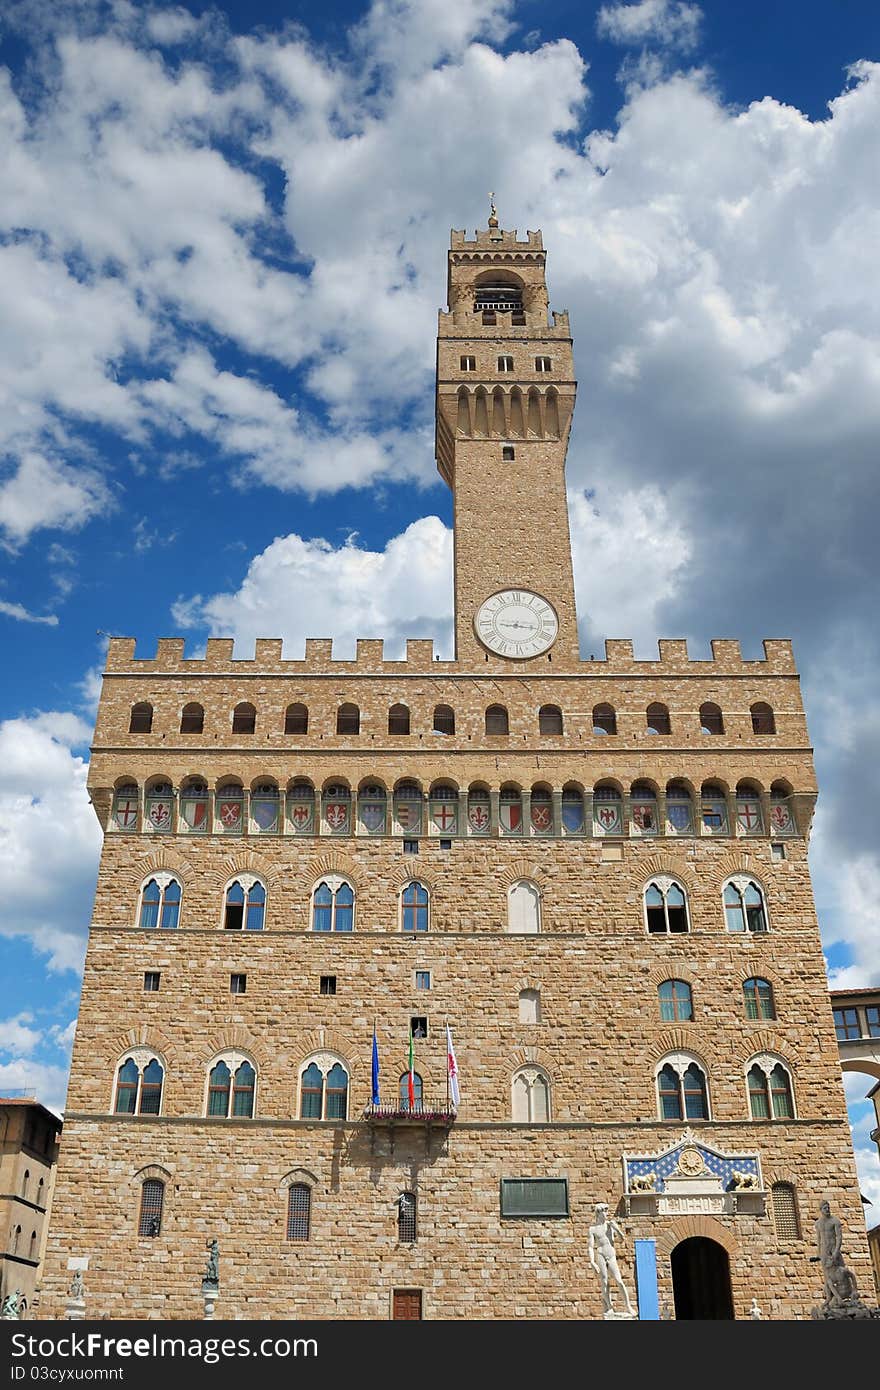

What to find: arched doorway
left=671, top=1237, right=734, bottom=1319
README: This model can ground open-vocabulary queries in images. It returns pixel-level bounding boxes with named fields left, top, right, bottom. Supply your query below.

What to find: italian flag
left=407, top=1027, right=415, bottom=1109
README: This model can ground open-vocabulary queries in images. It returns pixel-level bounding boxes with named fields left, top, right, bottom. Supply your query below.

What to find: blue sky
left=1, top=0, right=879, bottom=1214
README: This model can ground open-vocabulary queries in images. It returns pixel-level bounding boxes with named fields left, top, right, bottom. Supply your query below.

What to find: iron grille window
left=286, top=1183, right=311, bottom=1241
left=772, top=1183, right=800, bottom=1240
left=138, top=1180, right=164, bottom=1237
left=398, top=1192, right=417, bottom=1243
left=500, top=1178, right=569, bottom=1218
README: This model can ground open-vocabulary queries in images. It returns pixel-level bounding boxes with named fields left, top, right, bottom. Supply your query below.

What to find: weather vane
left=488, top=191, right=498, bottom=228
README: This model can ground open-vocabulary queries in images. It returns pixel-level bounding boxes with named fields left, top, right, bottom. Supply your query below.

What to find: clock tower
left=435, top=209, right=580, bottom=666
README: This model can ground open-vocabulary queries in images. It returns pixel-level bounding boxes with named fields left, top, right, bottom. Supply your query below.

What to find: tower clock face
left=474, top=589, right=559, bottom=658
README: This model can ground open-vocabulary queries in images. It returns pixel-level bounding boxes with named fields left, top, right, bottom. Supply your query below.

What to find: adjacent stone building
left=1, top=1097, right=61, bottom=1316
left=40, top=216, right=870, bottom=1319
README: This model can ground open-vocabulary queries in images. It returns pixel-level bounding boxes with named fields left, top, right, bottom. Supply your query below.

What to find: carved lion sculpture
left=730, top=1169, right=758, bottom=1191
left=629, top=1173, right=657, bottom=1193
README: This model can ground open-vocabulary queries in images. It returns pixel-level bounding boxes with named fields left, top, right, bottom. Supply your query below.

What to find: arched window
left=530, top=786, right=552, bottom=834
left=113, top=782, right=139, bottom=831
left=9, top=1226, right=20, bottom=1255
left=751, top=702, right=776, bottom=735
left=284, top=703, right=308, bottom=735
left=724, top=878, right=768, bottom=933
left=592, top=703, right=617, bottom=735
left=337, top=703, right=360, bottom=735
left=646, top=702, right=671, bottom=735
left=286, top=1183, right=311, bottom=1241
left=666, top=781, right=693, bottom=834
left=429, top=784, right=458, bottom=835
left=658, top=980, right=693, bottom=1022
left=512, top=1066, right=551, bottom=1122
left=397, top=1191, right=417, bottom=1243
left=323, top=783, right=351, bottom=834
left=180, top=702, right=203, bottom=734
left=37, top=1178, right=44, bottom=1207
left=394, top=781, right=423, bottom=836
left=645, top=879, right=689, bottom=934
left=144, top=780, right=173, bottom=833
left=508, top=880, right=540, bottom=934
left=139, top=876, right=181, bottom=929
left=743, top=977, right=775, bottom=1020
left=129, top=702, right=153, bottom=734
left=538, top=704, right=563, bottom=735
left=433, top=704, right=455, bottom=735
left=299, top=1057, right=349, bottom=1120
left=21, top=1169, right=29, bottom=1200
left=216, top=782, right=244, bottom=834
left=701, top=782, right=728, bottom=835
left=736, top=781, right=763, bottom=835
left=593, top=784, right=622, bottom=836
left=359, top=783, right=387, bottom=835
left=700, top=702, right=723, bottom=735
left=224, top=878, right=266, bottom=931
left=250, top=782, right=280, bottom=834
left=138, top=1179, right=164, bottom=1237
left=179, top=779, right=209, bottom=833
left=519, top=989, right=541, bottom=1023
left=312, top=878, right=354, bottom=932
left=29, top=1230, right=37, bottom=1260
left=772, top=1182, right=801, bottom=1239
left=561, top=786, right=584, bottom=834
left=499, top=786, right=522, bottom=835
left=630, top=782, right=658, bottom=835
left=388, top=704, right=410, bottom=735
left=657, top=1056, right=709, bottom=1120
left=232, top=702, right=256, bottom=734
left=207, top=1053, right=256, bottom=1118
left=467, top=786, right=491, bottom=835
left=401, top=882, right=429, bottom=933
left=399, top=1072, right=423, bottom=1114
left=114, top=1055, right=164, bottom=1116
left=287, top=781, right=315, bottom=834
left=485, top=704, right=509, bottom=735
left=770, top=780, right=795, bottom=835
left=747, top=1058, right=794, bottom=1119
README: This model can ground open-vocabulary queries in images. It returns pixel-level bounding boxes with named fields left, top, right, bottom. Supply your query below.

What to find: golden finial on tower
left=488, top=192, right=499, bottom=229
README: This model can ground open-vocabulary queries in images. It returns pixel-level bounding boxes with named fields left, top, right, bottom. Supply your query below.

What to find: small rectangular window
left=143, top=971, right=160, bottom=992
left=498, top=355, right=514, bottom=372
left=415, top=971, right=431, bottom=990
left=403, top=838, right=419, bottom=854
left=439, top=838, right=452, bottom=851
left=460, top=355, right=476, bottom=371
left=502, top=446, right=515, bottom=462
left=230, top=973, right=247, bottom=995
left=410, top=1016, right=428, bottom=1039
left=833, top=1007, right=861, bottom=1041
left=500, top=1178, right=569, bottom=1218
left=535, top=356, right=552, bottom=371
left=771, top=842, right=786, bottom=861
left=320, top=975, right=337, bottom=996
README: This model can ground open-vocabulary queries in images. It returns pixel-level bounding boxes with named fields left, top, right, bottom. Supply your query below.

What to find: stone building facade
left=1, top=1098, right=61, bottom=1316
left=39, top=219, right=869, bottom=1320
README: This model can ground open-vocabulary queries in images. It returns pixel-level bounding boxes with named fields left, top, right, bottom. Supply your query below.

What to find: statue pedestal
left=202, top=1288, right=218, bottom=1320
left=65, top=1298, right=86, bottom=1321
left=603, top=1308, right=637, bottom=1320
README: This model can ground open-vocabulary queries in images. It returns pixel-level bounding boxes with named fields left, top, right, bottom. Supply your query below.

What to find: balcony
left=362, top=1099, right=456, bottom=1128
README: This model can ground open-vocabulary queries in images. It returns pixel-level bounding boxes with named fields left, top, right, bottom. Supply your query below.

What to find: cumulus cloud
left=0, top=599, right=58, bottom=625
left=596, top=1, right=702, bottom=51
left=0, top=712, right=101, bottom=972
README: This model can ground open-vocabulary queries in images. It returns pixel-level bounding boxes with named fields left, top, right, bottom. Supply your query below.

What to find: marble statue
left=202, top=1238, right=220, bottom=1291
left=813, top=1201, right=857, bottom=1306
left=1, top=1289, right=22, bottom=1319
left=588, top=1204, right=635, bottom=1318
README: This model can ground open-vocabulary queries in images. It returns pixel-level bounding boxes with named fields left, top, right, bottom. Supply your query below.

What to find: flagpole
left=445, top=1015, right=449, bottom=1111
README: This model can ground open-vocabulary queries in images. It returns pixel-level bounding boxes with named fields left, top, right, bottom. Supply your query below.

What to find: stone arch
left=298, top=1028, right=362, bottom=1085
left=639, top=855, right=697, bottom=894
left=498, top=860, right=549, bottom=892
left=646, top=1031, right=712, bottom=1068
left=506, top=1045, right=555, bottom=1075
left=714, top=851, right=763, bottom=883
left=646, top=964, right=697, bottom=992
left=131, top=1163, right=173, bottom=1187
left=134, top=849, right=195, bottom=888
left=655, top=1215, right=739, bottom=1261
left=743, top=1033, right=799, bottom=1068
left=515, top=975, right=544, bottom=994
left=279, top=1167, right=319, bottom=1191
left=308, top=851, right=358, bottom=887
left=390, top=864, right=438, bottom=894
left=207, top=850, right=276, bottom=895
left=109, top=1026, right=178, bottom=1067
left=201, top=1026, right=267, bottom=1072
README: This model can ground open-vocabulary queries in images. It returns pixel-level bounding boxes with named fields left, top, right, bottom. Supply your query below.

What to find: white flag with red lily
left=446, top=1024, right=460, bottom=1108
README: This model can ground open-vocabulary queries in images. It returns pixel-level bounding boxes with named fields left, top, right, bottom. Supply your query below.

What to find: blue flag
left=371, top=1027, right=380, bottom=1105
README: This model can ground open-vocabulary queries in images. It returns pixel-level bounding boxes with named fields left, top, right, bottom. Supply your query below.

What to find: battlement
left=450, top=228, right=544, bottom=252
left=104, top=635, right=797, bottom=676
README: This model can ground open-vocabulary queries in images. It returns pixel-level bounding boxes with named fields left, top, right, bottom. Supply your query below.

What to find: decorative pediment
left=621, top=1131, right=764, bottom=1218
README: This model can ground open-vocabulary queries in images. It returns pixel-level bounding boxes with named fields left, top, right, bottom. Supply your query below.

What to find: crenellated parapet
left=103, top=634, right=797, bottom=676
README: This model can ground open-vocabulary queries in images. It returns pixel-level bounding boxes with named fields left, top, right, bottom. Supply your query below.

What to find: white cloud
left=0, top=452, right=110, bottom=548
left=596, top=0, right=702, bottom=51
left=0, top=1059, right=69, bottom=1116
left=0, top=1012, right=41, bottom=1056
left=0, top=712, right=101, bottom=973
left=0, top=599, right=58, bottom=625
